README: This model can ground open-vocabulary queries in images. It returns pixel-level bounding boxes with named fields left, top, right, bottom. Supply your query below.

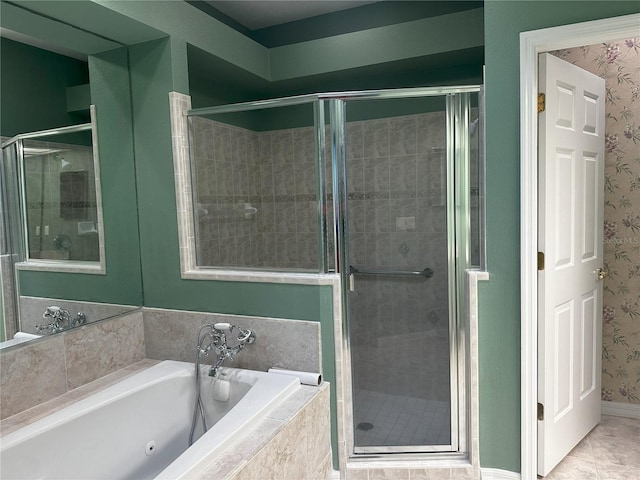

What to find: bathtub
left=0, top=331, right=41, bottom=349
left=0, top=360, right=300, bottom=479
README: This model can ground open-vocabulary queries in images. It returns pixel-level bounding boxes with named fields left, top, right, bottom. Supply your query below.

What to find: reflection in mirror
left=21, top=128, right=100, bottom=262
left=0, top=113, right=112, bottom=349
left=2, top=116, right=105, bottom=272
left=1, top=30, right=143, bottom=353
left=0, top=306, right=141, bottom=351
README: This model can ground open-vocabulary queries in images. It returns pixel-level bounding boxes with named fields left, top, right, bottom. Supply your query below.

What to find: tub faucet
left=35, top=306, right=86, bottom=334
left=195, top=323, right=256, bottom=377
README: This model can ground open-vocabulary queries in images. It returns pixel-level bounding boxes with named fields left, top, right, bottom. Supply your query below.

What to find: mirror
left=26, top=137, right=98, bottom=262
left=10, top=121, right=104, bottom=267
left=0, top=33, right=143, bottom=348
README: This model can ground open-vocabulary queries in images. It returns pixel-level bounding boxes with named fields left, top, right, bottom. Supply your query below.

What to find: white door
left=538, top=52, right=606, bottom=477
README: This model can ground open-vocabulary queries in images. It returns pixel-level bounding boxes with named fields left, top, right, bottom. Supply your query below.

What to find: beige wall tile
left=313, top=452, right=333, bottom=480
left=450, top=466, right=476, bottom=479
left=143, top=308, right=321, bottom=373
left=409, top=468, right=451, bottom=480
left=64, top=311, right=145, bottom=389
left=304, top=386, right=332, bottom=469
left=231, top=445, right=274, bottom=480
left=1, top=311, right=145, bottom=419
left=369, top=468, right=410, bottom=480
left=0, top=336, right=67, bottom=419
left=229, top=385, right=330, bottom=480
left=279, top=413, right=310, bottom=479
left=346, top=468, right=369, bottom=480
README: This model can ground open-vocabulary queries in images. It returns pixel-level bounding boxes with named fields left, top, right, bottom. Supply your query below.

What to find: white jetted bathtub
left=0, top=360, right=300, bottom=479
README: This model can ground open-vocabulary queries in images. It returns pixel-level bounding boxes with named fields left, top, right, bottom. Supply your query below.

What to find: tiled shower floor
left=353, top=388, right=451, bottom=447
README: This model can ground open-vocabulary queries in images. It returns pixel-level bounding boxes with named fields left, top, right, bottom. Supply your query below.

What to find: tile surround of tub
left=0, top=335, right=67, bottom=419
left=64, top=312, right=145, bottom=389
left=17, top=295, right=137, bottom=335
left=0, top=310, right=145, bottom=419
left=143, top=307, right=322, bottom=374
left=213, top=383, right=332, bottom=480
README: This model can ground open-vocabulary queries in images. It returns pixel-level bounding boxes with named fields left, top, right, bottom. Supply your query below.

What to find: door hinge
left=537, top=402, right=544, bottom=421
left=538, top=93, right=545, bottom=113
left=537, top=252, right=545, bottom=271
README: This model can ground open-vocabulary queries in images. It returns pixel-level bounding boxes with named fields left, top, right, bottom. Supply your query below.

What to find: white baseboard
left=331, top=470, right=341, bottom=480
left=602, top=401, right=640, bottom=419
left=481, top=468, right=521, bottom=480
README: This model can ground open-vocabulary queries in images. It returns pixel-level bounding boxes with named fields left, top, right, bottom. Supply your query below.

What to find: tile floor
left=544, top=415, right=640, bottom=479
left=353, top=389, right=451, bottom=447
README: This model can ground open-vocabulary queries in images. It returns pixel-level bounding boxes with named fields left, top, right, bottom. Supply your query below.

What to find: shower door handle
left=348, top=265, right=434, bottom=278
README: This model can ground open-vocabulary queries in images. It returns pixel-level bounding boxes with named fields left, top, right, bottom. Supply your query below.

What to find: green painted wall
left=0, top=38, right=89, bottom=137
left=127, top=37, right=329, bottom=321
left=251, top=1, right=483, bottom=48
left=269, top=8, right=484, bottom=81
left=17, top=46, right=143, bottom=307
left=480, top=0, right=640, bottom=473
left=0, top=37, right=142, bottom=306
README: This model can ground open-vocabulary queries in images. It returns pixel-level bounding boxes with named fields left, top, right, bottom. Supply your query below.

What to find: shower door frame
left=329, top=86, right=481, bottom=458
left=0, top=141, right=25, bottom=338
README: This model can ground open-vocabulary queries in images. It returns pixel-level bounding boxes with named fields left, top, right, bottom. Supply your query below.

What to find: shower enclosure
left=185, top=86, right=483, bottom=457
left=337, top=91, right=481, bottom=455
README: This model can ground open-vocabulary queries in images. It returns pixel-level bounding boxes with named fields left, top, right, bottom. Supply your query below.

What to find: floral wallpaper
left=551, top=38, right=640, bottom=404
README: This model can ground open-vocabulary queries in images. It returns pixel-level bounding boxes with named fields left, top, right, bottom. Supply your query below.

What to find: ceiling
left=1, top=0, right=485, bottom=105
left=186, top=0, right=485, bottom=104
left=187, top=1, right=483, bottom=47
left=204, top=0, right=379, bottom=30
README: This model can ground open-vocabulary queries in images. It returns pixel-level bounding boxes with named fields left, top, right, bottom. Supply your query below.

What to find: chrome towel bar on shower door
left=348, top=265, right=434, bottom=278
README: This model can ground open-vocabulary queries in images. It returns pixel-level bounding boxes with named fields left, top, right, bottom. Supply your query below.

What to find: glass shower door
left=341, top=95, right=457, bottom=454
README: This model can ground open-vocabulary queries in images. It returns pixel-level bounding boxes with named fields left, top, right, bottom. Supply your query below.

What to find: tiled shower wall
left=190, top=117, right=319, bottom=270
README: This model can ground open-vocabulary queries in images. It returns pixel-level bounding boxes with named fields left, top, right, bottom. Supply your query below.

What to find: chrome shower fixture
left=189, top=322, right=256, bottom=445
left=35, top=306, right=86, bottom=334
left=194, top=322, right=256, bottom=377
